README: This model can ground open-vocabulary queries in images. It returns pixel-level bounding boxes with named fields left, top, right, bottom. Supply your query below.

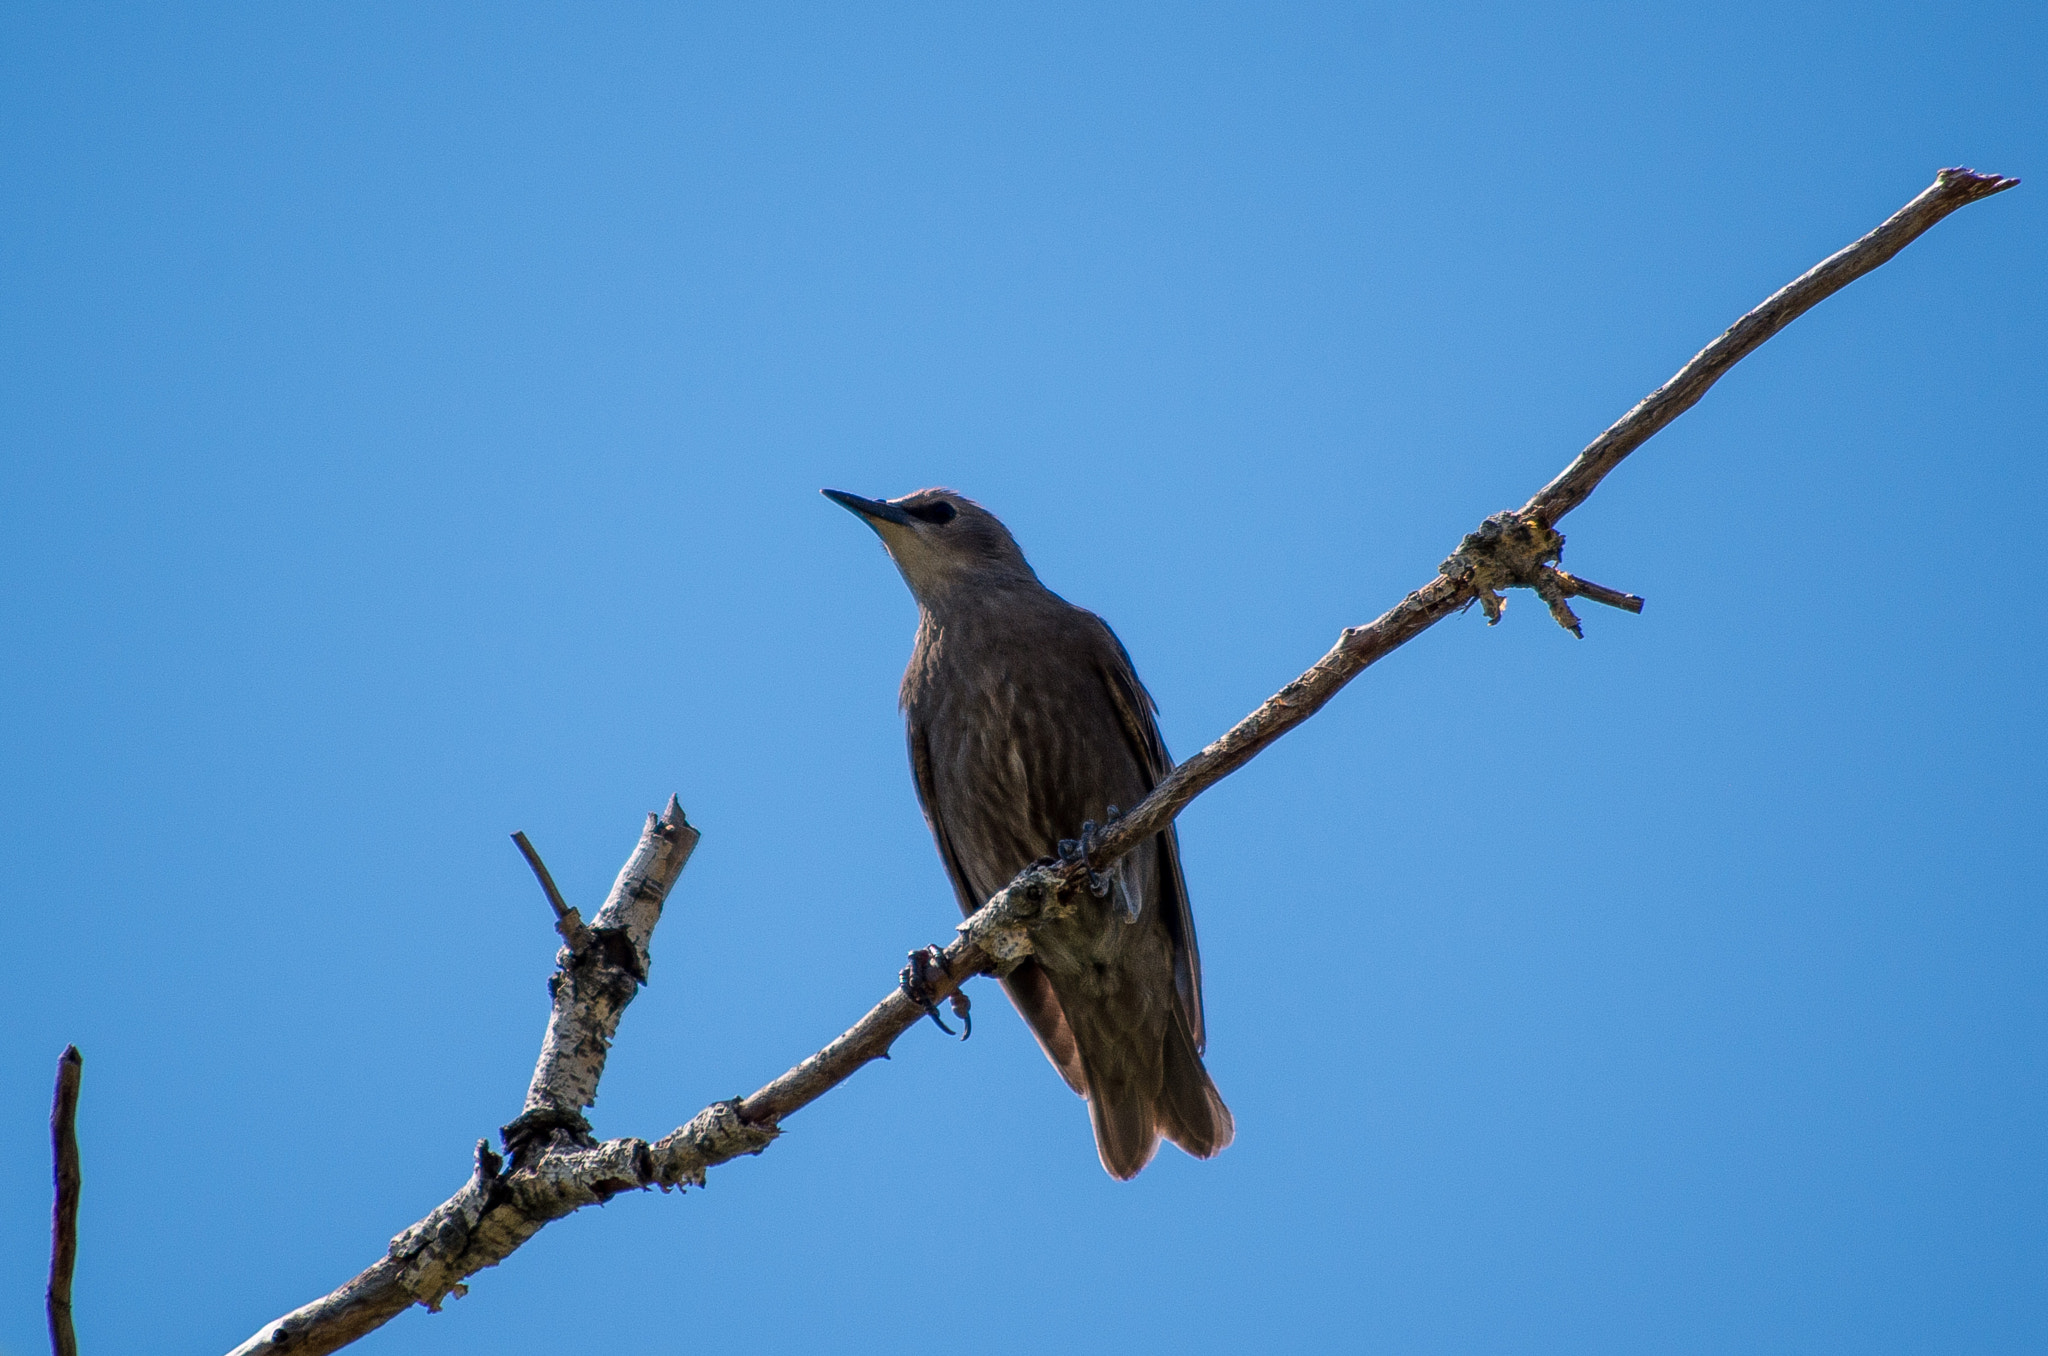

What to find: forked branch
left=223, top=167, right=2014, bottom=1356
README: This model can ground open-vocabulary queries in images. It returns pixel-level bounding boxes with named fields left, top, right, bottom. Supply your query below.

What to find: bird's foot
left=1058, top=816, right=1116, bottom=899
left=1104, top=806, right=1141, bottom=921
left=899, top=946, right=968, bottom=1038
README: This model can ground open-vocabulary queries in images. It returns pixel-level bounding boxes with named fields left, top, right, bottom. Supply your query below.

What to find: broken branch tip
left=1938, top=167, right=2019, bottom=196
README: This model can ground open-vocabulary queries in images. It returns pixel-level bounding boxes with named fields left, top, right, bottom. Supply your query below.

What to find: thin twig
left=1520, top=167, right=2018, bottom=525
left=1556, top=571, right=1646, bottom=615
left=1052, top=166, right=2020, bottom=879
left=510, top=831, right=591, bottom=953
left=221, top=167, right=2014, bottom=1356
left=48, top=1045, right=82, bottom=1356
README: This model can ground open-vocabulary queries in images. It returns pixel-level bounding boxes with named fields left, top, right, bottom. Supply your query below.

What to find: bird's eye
left=905, top=501, right=957, bottom=525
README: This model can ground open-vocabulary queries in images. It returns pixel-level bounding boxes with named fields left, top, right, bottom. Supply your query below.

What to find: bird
left=824, top=485, right=1232, bottom=1179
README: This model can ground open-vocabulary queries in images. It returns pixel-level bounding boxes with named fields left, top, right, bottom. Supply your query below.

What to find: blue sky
left=2, top=3, right=2041, bottom=1352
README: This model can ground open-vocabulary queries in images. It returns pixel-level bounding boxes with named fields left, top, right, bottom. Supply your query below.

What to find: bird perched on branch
left=825, top=486, right=1232, bottom=1179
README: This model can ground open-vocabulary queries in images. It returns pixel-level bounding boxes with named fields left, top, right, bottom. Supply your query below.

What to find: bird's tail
left=1156, top=1007, right=1234, bottom=1161
left=1087, top=1008, right=1234, bottom=1181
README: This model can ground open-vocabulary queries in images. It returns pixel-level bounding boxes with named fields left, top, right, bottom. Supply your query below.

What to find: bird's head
left=823, top=487, right=1037, bottom=605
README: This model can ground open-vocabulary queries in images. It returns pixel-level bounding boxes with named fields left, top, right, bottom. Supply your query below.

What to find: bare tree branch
left=48, top=1046, right=82, bottom=1356
left=221, top=167, right=2014, bottom=1356
left=517, top=805, right=698, bottom=1128
left=510, top=831, right=591, bottom=954
left=226, top=802, right=700, bottom=1356
left=760, top=166, right=2020, bottom=1135
left=1521, top=167, right=2019, bottom=524
left=1068, top=167, right=2015, bottom=884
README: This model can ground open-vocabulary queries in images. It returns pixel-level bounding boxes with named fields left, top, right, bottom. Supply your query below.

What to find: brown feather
left=839, top=486, right=1232, bottom=1178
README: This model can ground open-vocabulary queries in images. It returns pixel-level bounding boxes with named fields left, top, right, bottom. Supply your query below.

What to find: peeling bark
left=520, top=799, right=700, bottom=1135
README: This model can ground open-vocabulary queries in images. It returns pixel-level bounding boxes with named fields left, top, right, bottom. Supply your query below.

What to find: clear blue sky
left=2, top=3, right=2041, bottom=1352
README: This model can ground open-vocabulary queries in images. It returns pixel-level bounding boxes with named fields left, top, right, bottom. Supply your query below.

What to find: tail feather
left=1088, top=1080, right=1161, bottom=1181
left=1156, top=1009, right=1234, bottom=1160
left=1081, top=1009, right=1232, bottom=1179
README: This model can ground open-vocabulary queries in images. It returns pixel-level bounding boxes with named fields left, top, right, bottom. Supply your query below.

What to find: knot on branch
left=544, top=924, right=649, bottom=1015
left=500, top=1105, right=595, bottom=1167
left=648, top=1100, right=779, bottom=1190
left=509, top=1136, right=656, bottom=1212
left=956, top=863, right=1069, bottom=971
left=1440, top=512, right=1643, bottom=637
left=579, top=925, right=651, bottom=986
left=1440, top=512, right=1569, bottom=628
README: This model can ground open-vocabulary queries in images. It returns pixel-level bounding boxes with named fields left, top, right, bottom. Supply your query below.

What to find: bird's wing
left=1092, top=620, right=1209, bottom=1053
left=906, top=717, right=983, bottom=919
left=908, top=717, right=1089, bottom=1095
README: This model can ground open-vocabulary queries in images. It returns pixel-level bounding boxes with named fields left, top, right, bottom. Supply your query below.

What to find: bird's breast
left=910, top=629, right=1144, bottom=892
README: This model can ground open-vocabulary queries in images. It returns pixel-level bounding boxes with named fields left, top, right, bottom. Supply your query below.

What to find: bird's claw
left=899, top=946, right=968, bottom=1038
left=1059, top=817, right=1116, bottom=898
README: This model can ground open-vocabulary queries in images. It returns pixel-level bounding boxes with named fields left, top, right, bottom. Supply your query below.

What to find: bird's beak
left=822, top=489, right=917, bottom=528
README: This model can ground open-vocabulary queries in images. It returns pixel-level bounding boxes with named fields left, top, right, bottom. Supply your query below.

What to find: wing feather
left=1091, top=621, right=1209, bottom=1053
left=908, top=718, right=1089, bottom=1095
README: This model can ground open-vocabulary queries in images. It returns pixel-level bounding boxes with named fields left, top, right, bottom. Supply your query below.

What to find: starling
left=825, top=486, right=1233, bottom=1179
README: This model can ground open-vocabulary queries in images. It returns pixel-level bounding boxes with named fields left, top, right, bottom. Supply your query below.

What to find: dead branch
left=227, top=802, right=702, bottom=1355
left=510, top=830, right=592, bottom=954
left=222, top=167, right=2014, bottom=1356
left=1520, top=167, right=2019, bottom=524
left=48, top=1046, right=82, bottom=1356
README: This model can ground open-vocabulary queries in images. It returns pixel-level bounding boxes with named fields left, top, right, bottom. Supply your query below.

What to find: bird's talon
left=898, top=946, right=957, bottom=1035
left=1071, top=819, right=1114, bottom=897
left=948, top=991, right=972, bottom=1040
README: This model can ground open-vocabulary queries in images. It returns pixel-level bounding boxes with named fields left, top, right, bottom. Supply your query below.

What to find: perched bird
left=825, top=486, right=1232, bottom=1179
